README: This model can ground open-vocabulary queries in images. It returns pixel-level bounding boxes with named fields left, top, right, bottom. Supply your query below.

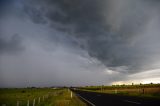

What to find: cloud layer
left=23, top=0, right=160, bottom=72
left=1, top=0, right=160, bottom=87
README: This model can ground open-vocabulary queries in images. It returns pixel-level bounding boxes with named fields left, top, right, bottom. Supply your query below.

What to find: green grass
left=48, top=89, right=87, bottom=106
left=0, top=88, right=86, bottom=106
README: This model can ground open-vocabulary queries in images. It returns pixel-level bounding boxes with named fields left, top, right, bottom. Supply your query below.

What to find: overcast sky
left=0, top=0, right=160, bottom=88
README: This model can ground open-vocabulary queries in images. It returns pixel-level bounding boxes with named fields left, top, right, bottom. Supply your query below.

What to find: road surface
left=73, top=90, right=160, bottom=106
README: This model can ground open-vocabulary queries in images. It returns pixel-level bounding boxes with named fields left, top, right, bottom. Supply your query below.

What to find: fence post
left=33, top=99, right=35, bottom=106
left=71, top=91, right=73, bottom=98
left=27, top=100, right=29, bottom=106
left=142, top=89, right=145, bottom=94
left=43, top=96, right=44, bottom=101
left=38, top=97, right=40, bottom=103
left=101, top=86, right=102, bottom=92
left=17, top=101, right=19, bottom=106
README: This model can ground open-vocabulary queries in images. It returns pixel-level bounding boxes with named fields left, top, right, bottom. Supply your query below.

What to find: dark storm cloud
left=0, top=0, right=11, bottom=16
left=22, top=0, right=160, bottom=73
left=0, top=0, right=11, bottom=8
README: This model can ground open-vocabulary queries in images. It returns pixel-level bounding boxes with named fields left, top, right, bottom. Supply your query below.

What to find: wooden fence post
left=142, top=89, right=145, bottom=94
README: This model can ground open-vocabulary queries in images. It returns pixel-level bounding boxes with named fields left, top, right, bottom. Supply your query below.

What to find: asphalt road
left=73, top=90, right=160, bottom=106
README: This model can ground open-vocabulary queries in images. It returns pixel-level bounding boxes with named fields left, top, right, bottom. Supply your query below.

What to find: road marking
left=76, top=94, right=96, bottom=106
left=124, top=100, right=141, bottom=105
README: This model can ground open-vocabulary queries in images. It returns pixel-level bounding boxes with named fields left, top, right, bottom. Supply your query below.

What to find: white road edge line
left=124, top=100, right=141, bottom=105
left=76, top=94, right=96, bottom=106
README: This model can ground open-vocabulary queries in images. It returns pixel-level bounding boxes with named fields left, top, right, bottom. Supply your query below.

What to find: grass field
left=0, top=88, right=86, bottom=106
left=78, top=84, right=160, bottom=98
